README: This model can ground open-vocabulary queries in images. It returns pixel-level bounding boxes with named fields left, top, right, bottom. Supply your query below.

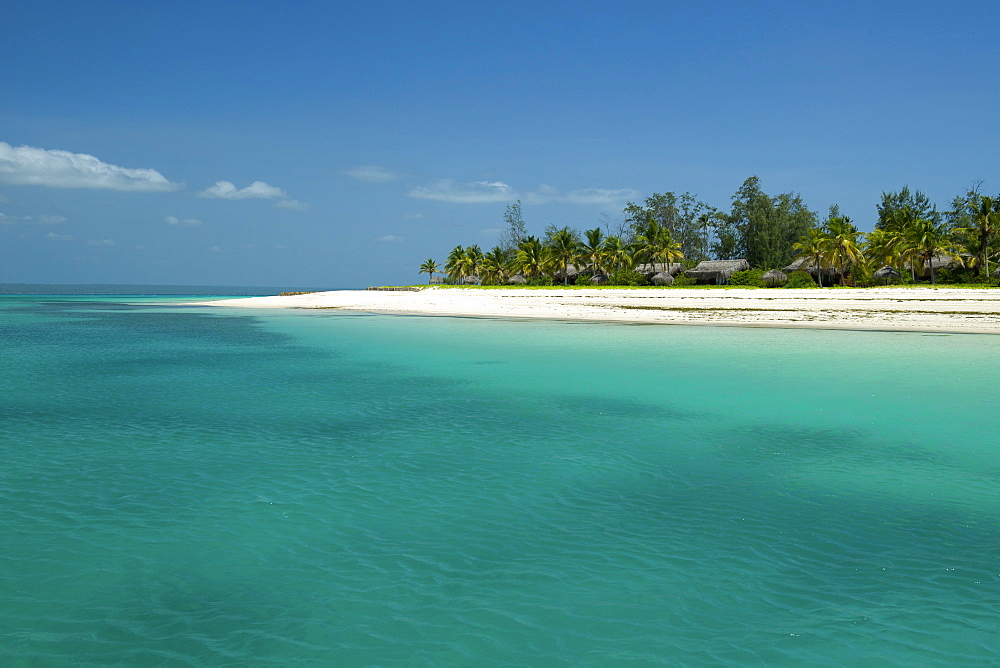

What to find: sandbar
left=195, top=287, right=1000, bottom=334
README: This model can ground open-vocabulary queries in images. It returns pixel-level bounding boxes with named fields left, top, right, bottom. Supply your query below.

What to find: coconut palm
left=791, top=228, right=828, bottom=287
left=953, top=195, right=1000, bottom=278
left=632, top=219, right=683, bottom=272
left=864, top=228, right=905, bottom=274
left=480, top=246, right=511, bottom=285
left=579, top=228, right=607, bottom=278
left=419, top=258, right=439, bottom=284
left=548, top=227, right=582, bottom=285
left=823, top=217, right=865, bottom=286
left=601, top=235, right=631, bottom=275
left=465, top=245, right=485, bottom=280
left=445, top=245, right=469, bottom=284
left=906, top=219, right=963, bottom=284
left=514, top=236, right=549, bottom=280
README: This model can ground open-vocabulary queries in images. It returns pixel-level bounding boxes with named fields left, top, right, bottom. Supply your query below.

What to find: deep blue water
left=1, top=294, right=997, bottom=665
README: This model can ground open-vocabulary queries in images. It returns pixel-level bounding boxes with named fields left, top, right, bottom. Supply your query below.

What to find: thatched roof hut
left=873, top=265, right=901, bottom=284
left=507, top=274, right=527, bottom=285
left=684, top=259, right=750, bottom=285
left=429, top=275, right=447, bottom=284
left=761, top=269, right=787, bottom=287
left=462, top=275, right=482, bottom=285
left=635, top=263, right=684, bottom=279
left=782, top=257, right=837, bottom=282
left=590, top=273, right=609, bottom=285
left=651, top=272, right=674, bottom=286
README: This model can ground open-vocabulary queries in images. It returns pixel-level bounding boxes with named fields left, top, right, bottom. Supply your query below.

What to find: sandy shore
left=195, top=287, right=1000, bottom=334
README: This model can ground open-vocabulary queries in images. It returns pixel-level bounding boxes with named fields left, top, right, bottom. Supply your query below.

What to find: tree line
left=419, top=177, right=1000, bottom=287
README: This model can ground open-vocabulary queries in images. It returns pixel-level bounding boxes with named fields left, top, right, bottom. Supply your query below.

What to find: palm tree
left=445, top=245, right=469, bottom=284
left=792, top=228, right=828, bottom=287
left=907, top=219, right=963, bottom=284
left=480, top=246, right=511, bottom=285
left=465, top=245, right=485, bottom=280
left=864, top=228, right=905, bottom=275
left=632, top=219, right=683, bottom=272
left=954, top=195, right=1000, bottom=278
left=419, top=258, right=439, bottom=284
left=823, top=217, right=864, bottom=286
left=514, top=236, right=549, bottom=280
left=548, top=227, right=582, bottom=285
left=601, top=235, right=631, bottom=276
left=580, top=228, right=607, bottom=278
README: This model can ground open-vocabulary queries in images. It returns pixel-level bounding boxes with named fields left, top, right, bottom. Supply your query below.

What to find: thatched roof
left=589, top=273, right=609, bottom=285
left=684, top=259, right=750, bottom=284
left=507, top=274, right=527, bottom=285
left=462, top=275, right=482, bottom=285
left=782, top=257, right=837, bottom=277
left=651, top=272, right=674, bottom=286
left=635, top=263, right=684, bottom=278
left=873, top=265, right=902, bottom=279
left=429, top=275, right=447, bottom=284
left=761, top=269, right=787, bottom=287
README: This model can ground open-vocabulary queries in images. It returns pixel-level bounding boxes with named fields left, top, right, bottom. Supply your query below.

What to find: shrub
left=784, top=270, right=818, bottom=288
left=608, top=269, right=648, bottom=286
left=574, top=273, right=593, bottom=286
left=728, top=269, right=765, bottom=287
left=526, top=276, right=553, bottom=286
left=672, top=274, right=697, bottom=286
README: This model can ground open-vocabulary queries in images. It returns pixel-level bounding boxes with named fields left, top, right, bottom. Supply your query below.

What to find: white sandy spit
left=194, top=287, right=1000, bottom=334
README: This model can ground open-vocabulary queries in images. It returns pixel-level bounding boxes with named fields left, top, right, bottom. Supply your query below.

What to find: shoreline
left=193, top=287, right=1000, bottom=334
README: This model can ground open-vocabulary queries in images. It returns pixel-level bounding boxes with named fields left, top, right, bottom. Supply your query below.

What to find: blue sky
left=2, top=0, right=998, bottom=287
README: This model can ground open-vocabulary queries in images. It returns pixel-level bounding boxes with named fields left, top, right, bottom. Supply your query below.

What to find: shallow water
left=2, top=295, right=998, bottom=664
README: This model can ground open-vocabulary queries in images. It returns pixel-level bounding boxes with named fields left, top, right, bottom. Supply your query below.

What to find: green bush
left=574, top=273, right=593, bottom=286
left=728, top=269, right=765, bottom=287
left=672, top=274, right=697, bottom=286
left=608, top=269, right=648, bottom=286
left=784, top=270, right=818, bottom=288
left=526, top=276, right=553, bottom=286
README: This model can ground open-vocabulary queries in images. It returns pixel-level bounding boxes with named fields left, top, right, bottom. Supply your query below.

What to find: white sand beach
left=196, top=287, right=1000, bottom=334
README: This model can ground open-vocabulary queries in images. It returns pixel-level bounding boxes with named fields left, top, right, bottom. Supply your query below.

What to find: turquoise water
left=2, top=295, right=998, bottom=665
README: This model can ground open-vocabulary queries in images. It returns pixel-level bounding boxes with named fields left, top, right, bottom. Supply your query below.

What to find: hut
left=634, top=263, right=684, bottom=280
left=429, top=275, right=447, bottom=285
left=873, top=265, right=901, bottom=285
left=782, top=257, right=838, bottom=285
left=761, top=269, right=788, bottom=287
left=462, top=275, right=482, bottom=285
left=590, top=273, right=609, bottom=285
left=651, top=272, right=674, bottom=286
left=683, top=259, right=750, bottom=285
left=554, top=264, right=585, bottom=284
left=507, top=274, right=527, bottom=285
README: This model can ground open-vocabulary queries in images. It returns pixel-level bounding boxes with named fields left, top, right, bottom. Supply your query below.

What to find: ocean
left=1, top=293, right=997, bottom=665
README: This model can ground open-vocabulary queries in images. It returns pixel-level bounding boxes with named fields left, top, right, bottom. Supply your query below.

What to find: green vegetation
left=421, top=181, right=1000, bottom=289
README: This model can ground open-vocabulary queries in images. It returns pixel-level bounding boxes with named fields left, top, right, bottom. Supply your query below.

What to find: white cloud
left=1, top=212, right=67, bottom=224
left=524, top=185, right=640, bottom=206
left=377, top=234, right=405, bottom=242
left=166, top=215, right=202, bottom=227
left=346, top=165, right=400, bottom=183
left=46, top=232, right=74, bottom=241
left=87, top=239, right=115, bottom=247
left=200, top=180, right=287, bottom=199
left=275, top=199, right=309, bottom=211
left=408, top=179, right=516, bottom=204
left=0, top=142, right=180, bottom=191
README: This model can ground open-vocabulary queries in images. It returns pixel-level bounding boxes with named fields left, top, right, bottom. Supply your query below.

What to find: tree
left=876, top=186, right=938, bottom=231
left=480, top=246, right=511, bottom=285
left=547, top=227, right=582, bottom=285
left=465, top=245, right=484, bottom=278
left=792, top=228, right=829, bottom=288
left=906, top=219, right=963, bottom=284
left=419, top=258, right=439, bottom=284
left=445, top=245, right=469, bottom=283
left=728, top=176, right=816, bottom=268
left=822, top=216, right=864, bottom=286
left=601, top=235, right=631, bottom=274
left=513, top=236, right=549, bottom=280
left=623, top=191, right=714, bottom=260
left=579, top=228, right=607, bottom=277
left=951, top=189, right=1000, bottom=278
left=497, top=200, right=527, bottom=255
